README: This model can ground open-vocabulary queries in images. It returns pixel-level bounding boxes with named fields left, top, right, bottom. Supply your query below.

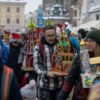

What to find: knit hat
left=12, top=33, right=20, bottom=39
left=85, top=29, right=100, bottom=45
left=20, top=80, right=37, bottom=100
left=4, top=30, right=10, bottom=39
left=12, top=33, right=21, bottom=43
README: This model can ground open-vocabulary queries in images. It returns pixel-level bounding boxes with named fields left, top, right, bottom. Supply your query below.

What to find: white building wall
left=89, top=11, right=100, bottom=21
left=80, top=0, right=100, bottom=24
left=0, top=1, right=26, bottom=32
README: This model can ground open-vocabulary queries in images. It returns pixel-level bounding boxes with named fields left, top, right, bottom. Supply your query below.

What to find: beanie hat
left=85, top=29, right=100, bottom=45
left=20, top=80, right=37, bottom=100
left=12, top=33, right=21, bottom=43
left=12, top=33, right=20, bottom=39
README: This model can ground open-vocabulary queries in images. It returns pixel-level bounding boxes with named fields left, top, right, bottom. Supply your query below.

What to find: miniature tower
left=23, top=14, right=36, bottom=68
left=49, top=31, right=74, bottom=76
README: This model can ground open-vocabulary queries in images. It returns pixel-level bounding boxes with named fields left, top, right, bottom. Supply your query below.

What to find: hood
left=41, top=36, right=58, bottom=46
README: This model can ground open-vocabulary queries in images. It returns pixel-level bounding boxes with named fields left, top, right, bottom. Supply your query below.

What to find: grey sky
left=25, top=0, right=42, bottom=14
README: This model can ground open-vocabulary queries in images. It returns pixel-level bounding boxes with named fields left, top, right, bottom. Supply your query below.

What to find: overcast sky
left=25, top=0, right=42, bottom=14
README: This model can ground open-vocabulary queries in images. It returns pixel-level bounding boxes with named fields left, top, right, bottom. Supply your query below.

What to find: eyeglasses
left=46, top=34, right=55, bottom=37
left=46, top=34, right=56, bottom=39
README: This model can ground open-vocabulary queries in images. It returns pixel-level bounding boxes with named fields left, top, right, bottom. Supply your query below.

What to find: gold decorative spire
left=45, top=18, right=54, bottom=27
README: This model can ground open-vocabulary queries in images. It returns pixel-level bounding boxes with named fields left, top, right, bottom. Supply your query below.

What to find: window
left=7, top=7, right=10, bottom=12
left=60, top=0, right=63, bottom=5
left=16, top=7, right=20, bottom=13
left=96, top=14, right=99, bottom=20
left=56, top=0, right=59, bottom=3
left=72, top=0, right=77, bottom=5
left=16, top=29, right=20, bottom=32
left=16, top=18, right=20, bottom=24
left=74, top=10, right=77, bottom=17
left=53, top=7, right=60, bottom=16
left=90, top=0, right=94, bottom=3
left=7, top=18, right=10, bottom=24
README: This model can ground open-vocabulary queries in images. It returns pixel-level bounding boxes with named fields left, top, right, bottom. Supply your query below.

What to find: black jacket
left=6, top=42, right=22, bottom=69
left=6, top=42, right=22, bottom=84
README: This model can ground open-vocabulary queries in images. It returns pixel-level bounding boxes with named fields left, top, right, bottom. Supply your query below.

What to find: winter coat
left=34, top=36, right=64, bottom=90
left=6, top=42, right=22, bottom=84
left=57, top=54, right=89, bottom=100
left=0, top=40, right=8, bottom=65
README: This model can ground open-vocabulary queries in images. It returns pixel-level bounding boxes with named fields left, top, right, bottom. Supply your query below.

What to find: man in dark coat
left=6, top=33, right=22, bottom=85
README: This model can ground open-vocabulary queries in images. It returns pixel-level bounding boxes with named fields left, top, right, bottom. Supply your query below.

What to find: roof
left=77, top=20, right=100, bottom=30
left=43, top=16, right=69, bottom=20
left=0, top=0, right=26, bottom=4
left=52, top=4, right=62, bottom=8
left=89, top=5, right=100, bottom=13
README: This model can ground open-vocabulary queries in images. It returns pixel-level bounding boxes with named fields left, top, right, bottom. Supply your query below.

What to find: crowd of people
left=0, top=22, right=100, bottom=100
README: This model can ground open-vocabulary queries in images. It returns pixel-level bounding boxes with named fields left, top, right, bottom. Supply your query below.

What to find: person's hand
left=47, top=72, right=55, bottom=77
left=47, top=72, right=60, bottom=77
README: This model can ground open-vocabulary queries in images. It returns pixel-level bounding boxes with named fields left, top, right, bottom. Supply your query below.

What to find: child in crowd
left=20, top=80, right=38, bottom=100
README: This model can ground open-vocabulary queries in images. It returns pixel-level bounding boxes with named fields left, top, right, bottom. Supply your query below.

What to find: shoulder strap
left=1, top=66, right=13, bottom=100
left=39, top=42, right=44, bottom=60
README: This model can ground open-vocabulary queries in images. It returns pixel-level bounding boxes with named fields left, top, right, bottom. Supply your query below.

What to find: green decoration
left=45, top=18, right=54, bottom=27
left=27, top=18, right=36, bottom=30
left=61, top=41, right=69, bottom=47
left=85, top=77, right=91, bottom=86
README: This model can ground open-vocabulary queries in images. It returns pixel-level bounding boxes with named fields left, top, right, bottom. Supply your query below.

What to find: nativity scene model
left=48, top=31, right=74, bottom=76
